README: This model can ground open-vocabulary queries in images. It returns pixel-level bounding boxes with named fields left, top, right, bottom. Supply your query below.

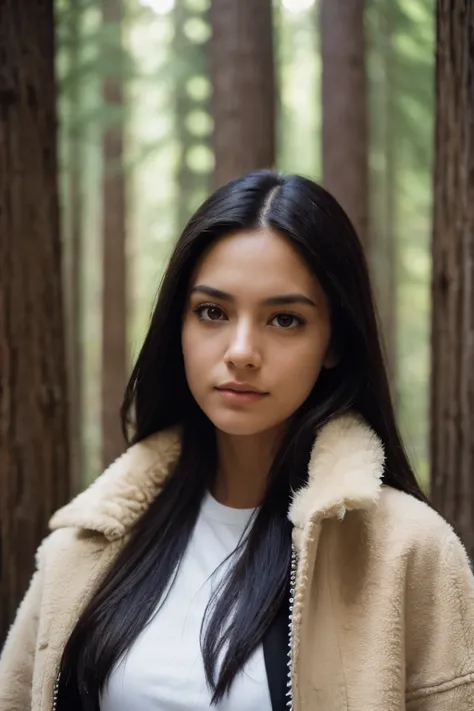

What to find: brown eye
left=270, top=314, right=304, bottom=329
left=196, top=305, right=226, bottom=321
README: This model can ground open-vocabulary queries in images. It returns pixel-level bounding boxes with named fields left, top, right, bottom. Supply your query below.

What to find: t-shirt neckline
left=202, top=490, right=258, bottom=526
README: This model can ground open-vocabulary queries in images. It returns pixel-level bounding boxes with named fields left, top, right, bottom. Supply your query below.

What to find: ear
left=323, top=341, right=341, bottom=369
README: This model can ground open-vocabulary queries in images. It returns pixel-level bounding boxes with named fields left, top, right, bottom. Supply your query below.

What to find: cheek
left=181, top=320, right=200, bottom=391
left=278, top=333, right=328, bottom=375
left=181, top=319, right=219, bottom=399
left=272, top=334, right=329, bottom=400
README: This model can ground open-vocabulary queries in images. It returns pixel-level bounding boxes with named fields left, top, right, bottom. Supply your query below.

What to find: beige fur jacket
left=1, top=413, right=474, bottom=711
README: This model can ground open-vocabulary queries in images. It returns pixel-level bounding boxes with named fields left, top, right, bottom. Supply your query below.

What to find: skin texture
left=181, top=228, right=335, bottom=507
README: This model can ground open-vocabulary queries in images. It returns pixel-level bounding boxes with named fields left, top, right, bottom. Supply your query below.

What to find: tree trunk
left=209, top=0, right=275, bottom=189
left=173, top=0, right=211, bottom=229
left=320, top=0, right=370, bottom=251
left=65, top=0, right=84, bottom=492
left=370, top=0, right=398, bottom=395
left=431, top=0, right=474, bottom=559
left=0, top=0, right=70, bottom=643
left=101, top=0, right=127, bottom=469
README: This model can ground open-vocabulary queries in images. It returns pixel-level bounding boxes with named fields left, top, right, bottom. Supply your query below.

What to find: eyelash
left=192, top=303, right=306, bottom=329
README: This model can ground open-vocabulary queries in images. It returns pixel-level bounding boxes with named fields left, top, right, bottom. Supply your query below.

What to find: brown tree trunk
left=431, top=0, right=474, bottom=559
left=320, top=0, right=370, bottom=251
left=65, top=0, right=84, bottom=492
left=209, top=0, right=275, bottom=189
left=101, top=0, right=127, bottom=469
left=370, top=0, right=398, bottom=395
left=0, top=0, right=70, bottom=643
left=173, top=0, right=211, bottom=228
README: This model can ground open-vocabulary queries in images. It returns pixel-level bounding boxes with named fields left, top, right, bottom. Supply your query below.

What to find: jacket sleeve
left=0, top=556, right=44, bottom=711
left=405, top=526, right=474, bottom=710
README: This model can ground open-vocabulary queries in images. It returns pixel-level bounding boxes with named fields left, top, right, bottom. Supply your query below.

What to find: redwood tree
left=209, top=0, right=275, bottom=189
left=320, top=0, right=370, bottom=251
left=369, top=0, right=398, bottom=393
left=64, top=0, right=84, bottom=491
left=101, top=0, right=128, bottom=469
left=173, top=0, right=211, bottom=228
left=431, top=0, right=474, bottom=558
left=0, top=0, right=70, bottom=642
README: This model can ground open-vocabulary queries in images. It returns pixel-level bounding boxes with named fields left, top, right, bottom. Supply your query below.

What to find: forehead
left=191, top=228, right=318, bottom=294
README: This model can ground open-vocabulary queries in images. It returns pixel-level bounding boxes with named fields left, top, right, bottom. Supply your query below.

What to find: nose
left=224, top=321, right=262, bottom=370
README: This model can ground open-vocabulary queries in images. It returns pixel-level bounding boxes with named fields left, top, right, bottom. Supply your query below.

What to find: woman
left=1, top=170, right=473, bottom=711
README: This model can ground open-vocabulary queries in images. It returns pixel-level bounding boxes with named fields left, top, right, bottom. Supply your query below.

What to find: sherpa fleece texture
left=0, top=413, right=473, bottom=711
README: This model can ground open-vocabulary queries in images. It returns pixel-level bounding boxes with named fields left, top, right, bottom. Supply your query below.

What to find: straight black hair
left=58, top=170, right=427, bottom=709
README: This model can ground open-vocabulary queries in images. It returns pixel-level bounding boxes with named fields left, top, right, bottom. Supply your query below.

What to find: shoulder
left=331, top=485, right=473, bottom=589
left=36, top=526, right=114, bottom=582
left=355, top=486, right=474, bottom=620
left=371, top=486, right=470, bottom=563
left=48, top=426, right=181, bottom=541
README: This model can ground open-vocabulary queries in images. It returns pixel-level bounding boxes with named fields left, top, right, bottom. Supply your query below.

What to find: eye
left=194, top=304, right=227, bottom=322
left=270, top=313, right=305, bottom=329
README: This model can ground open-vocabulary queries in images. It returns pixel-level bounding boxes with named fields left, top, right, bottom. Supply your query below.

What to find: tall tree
left=64, top=0, right=85, bottom=491
left=320, top=0, right=370, bottom=250
left=101, top=0, right=128, bottom=468
left=369, top=0, right=398, bottom=393
left=173, top=0, right=211, bottom=229
left=431, top=0, right=474, bottom=558
left=0, top=0, right=70, bottom=642
left=209, top=0, right=275, bottom=189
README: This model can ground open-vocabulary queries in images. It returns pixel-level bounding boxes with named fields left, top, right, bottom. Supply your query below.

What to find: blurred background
left=56, top=0, right=434, bottom=485
left=7, top=0, right=472, bottom=643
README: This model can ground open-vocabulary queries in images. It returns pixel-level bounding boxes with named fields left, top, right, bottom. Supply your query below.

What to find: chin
left=209, top=412, right=278, bottom=437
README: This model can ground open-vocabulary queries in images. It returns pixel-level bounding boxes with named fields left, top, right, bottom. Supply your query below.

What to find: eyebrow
left=190, top=285, right=317, bottom=308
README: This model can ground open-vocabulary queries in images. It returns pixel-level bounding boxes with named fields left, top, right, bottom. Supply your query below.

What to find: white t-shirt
left=100, top=491, right=273, bottom=711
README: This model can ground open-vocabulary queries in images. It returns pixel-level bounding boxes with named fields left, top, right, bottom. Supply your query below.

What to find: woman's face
left=181, top=228, right=335, bottom=437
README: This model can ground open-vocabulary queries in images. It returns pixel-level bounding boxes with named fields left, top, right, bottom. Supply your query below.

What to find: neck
left=212, top=426, right=284, bottom=508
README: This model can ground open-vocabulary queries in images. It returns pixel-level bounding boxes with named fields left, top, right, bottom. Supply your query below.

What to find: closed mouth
left=216, top=384, right=267, bottom=395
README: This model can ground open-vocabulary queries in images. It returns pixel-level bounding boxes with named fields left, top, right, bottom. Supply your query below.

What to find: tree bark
left=209, top=0, right=275, bottom=189
left=65, top=0, right=84, bottom=492
left=320, top=0, right=370, bottom=251
left=173, top=0, right=211, bottom=229
left=101, top=0, right=127, bottom=469
left=370, top=0, right=398, bottom=396
left=0, top=0, right=70, bottom=643
left=431, top=0, right=474, bottom=558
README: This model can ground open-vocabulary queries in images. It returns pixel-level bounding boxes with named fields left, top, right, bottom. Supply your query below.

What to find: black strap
left=262, top=587, right=290, bottom=711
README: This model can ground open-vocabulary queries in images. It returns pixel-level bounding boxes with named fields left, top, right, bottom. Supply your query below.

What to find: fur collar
left=49, top=413, right=385, bottom=541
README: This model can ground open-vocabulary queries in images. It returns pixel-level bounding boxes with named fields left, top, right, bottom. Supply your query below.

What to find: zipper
left=286, top=543, right=298, bottom=709
left=51, top=670, right=60, bottom=711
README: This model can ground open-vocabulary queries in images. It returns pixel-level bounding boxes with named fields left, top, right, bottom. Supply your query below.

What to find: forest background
left=2, top=0, right=472, bottom=642
left=58, top=0, right=433, bottom=482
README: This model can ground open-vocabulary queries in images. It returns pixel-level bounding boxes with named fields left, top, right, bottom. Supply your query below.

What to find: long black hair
left=58, top=170, right=427, bottom=708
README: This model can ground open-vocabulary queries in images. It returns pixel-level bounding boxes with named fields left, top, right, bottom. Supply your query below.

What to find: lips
left=215, top=383, right=269, bottom=404
left=217, top=382, right=267, bottom=395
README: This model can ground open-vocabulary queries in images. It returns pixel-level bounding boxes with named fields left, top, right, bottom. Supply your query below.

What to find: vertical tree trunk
left=173, top=0, right=211, bottom=229
left=380, top=10, right=398, bottom=396
left=0, top=0, right=70, bottom=642
left=101, top=0, right=127, bottom=469
left=209, top=0, right=275, bottom=189
left=370, top=0, right=398, bottom=394
left=65, top=0, right=84, bottom=492
left=320, top=0, right=370, bottom=250
left=431, top=0, right=474, bottom=558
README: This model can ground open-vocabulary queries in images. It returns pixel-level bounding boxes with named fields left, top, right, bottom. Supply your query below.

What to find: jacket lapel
left=50, top=412, right=384, bottom=543
left=286, top=414, right=385, bottom=711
